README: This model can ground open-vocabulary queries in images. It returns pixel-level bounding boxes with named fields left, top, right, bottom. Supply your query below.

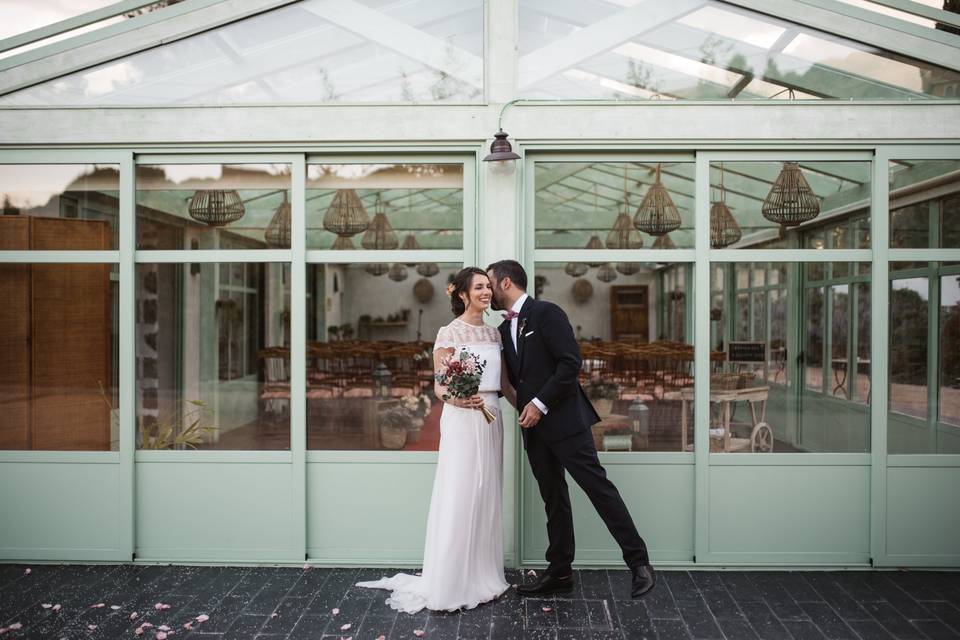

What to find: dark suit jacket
left=499, top=297, right=601, bottom=449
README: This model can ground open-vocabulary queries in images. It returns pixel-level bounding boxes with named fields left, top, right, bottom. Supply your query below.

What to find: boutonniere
left=518, top=317, right=528, bottom=338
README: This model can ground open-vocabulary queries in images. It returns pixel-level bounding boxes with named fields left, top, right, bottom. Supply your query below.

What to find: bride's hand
left=456, top=395, right=485, bottom=410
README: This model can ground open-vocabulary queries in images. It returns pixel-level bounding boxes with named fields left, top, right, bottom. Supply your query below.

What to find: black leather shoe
left=516, top=572, right=574, bottom=596
left=631, top=564, right=656, bottom=598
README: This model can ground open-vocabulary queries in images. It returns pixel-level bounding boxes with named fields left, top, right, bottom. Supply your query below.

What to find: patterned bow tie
left=503, top=310, right=520, bottom=321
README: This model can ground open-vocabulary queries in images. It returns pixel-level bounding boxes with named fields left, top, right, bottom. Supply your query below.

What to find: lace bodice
left=434, top=318, right=502, bottom=393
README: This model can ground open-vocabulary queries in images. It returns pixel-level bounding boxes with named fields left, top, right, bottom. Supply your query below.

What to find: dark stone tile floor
left=1, top=564, right=959, bottom=639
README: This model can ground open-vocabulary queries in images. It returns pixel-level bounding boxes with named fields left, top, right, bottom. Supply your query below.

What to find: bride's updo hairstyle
left=447, top=267, right=489, bottom=316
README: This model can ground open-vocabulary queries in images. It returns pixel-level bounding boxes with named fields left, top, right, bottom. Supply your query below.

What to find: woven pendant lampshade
left=264, top=191, right=291, bottom=248
left=401, top=234, right=420, bottom=266
left=361, top=196, right=399, bottom=250
left=616, top=262, right=642, bottom=275
left=388, top=262, right=408, bottom=282
left=596, top=263, right=618, bottom=283
left=584, top=235, right=604, bottom=267
left=365, top=263, right=389, bottom=276
left=331, top=236, right=356, bottom=250
left=651, top=233, right=676, bottom=250
left=634, top=164, right=681, bottom=236
left=606, top=206, right=644, bottom=249
left=564, top=261, right=588, bottom=277
left=710, top=164, right=742, bottom=249
left=762, top=162, right=821, bottom=226
left=323, top=189, right=370, bottom=244
left=416, top=262, right=439, bottom=277
left=188, top=189, right=245, bottom=226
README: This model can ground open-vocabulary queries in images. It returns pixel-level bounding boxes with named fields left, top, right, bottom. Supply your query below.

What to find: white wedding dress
left=356, top=318, right=511, bottom=612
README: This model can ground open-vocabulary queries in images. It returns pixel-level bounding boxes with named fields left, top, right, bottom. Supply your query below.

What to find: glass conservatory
left=0, top=0, right=957, bottom=569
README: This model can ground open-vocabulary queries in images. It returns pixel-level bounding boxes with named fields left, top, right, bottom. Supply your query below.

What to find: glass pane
left=306, top=163, right=463, bottom=251
left=855, top=282, right=871, bottom=405
left=534, top=162, right=694, bottom=250
left=535, top=261, right=695, bottom=452
left=0, top=164, right=119, bottom=250
left=712, top=262, right=869, bottom=453
left=2, top=0, right=483, bottom=105
left=939, top=272, right=960, bottom=428
left=136, top=262, right=289, bottom=450
left=0, top=263, right=118, bottom=451
left=710, top=161, right=871, bottom=249
left=889, top=160, right=960, bottom=248
left=136, top=164, right=291, bottom=250
left=517, top=0, right=960, bottom=100
left=307, top=263, right=460, bottom=451
left=890, top=278, right=928, bottom=422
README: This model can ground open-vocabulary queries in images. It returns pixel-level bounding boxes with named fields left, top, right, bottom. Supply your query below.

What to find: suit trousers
left=525, top=426, right=650, bottom=575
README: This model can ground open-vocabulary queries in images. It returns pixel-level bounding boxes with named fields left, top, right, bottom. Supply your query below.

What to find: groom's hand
left=519, top=402, right=543, bottom=428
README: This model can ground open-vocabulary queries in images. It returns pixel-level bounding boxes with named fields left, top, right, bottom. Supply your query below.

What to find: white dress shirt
left=510, top=294, right=549, bottom=415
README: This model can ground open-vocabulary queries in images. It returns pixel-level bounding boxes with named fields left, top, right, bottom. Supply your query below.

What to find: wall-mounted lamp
left=482, top=129, right=521, bottom=176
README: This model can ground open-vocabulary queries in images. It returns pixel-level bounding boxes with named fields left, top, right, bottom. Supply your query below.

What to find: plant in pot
left=327, top=325, right=341, bottom=341
left=378, top=406, right=411, bottom=449
left=585, top=380, right=620, bottom=417
left=340, top=323, right=354, bottom=340
left=401, top=393, right=431, bottom=443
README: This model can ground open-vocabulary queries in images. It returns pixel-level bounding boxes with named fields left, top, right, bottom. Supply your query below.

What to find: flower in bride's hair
left=445, top=283, right=456, bottom=298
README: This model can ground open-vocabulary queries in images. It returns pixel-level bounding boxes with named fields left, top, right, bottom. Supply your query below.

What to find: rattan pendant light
left=606, top=167, right=643, bottom=249
left=264, top=191, right=291, bottom=248
left=564, top=261, right=589, bottom=277
left=401, top=234, right=420, bottom=266
left=710, top=163, right=742, bottom=249
left=365, top=263, right=389, bottom=276
left=584, top=235, right=604, bottom=267
left=388, top=262, right=408, bottom=282
left=616, top=262, right=642, bottom=275
left=634, top=163, right=681, bottom=236
left=417, top=261, right=439, bottom=277
left=188, top=189, right=245, bottom=226
left=651, top=233, right=676, bottom=250
left=596, top=263, right=618, bottom=283
left=761, top=162, right=820, bottom=226
left=361, top=195, right=399, bottom=250
left=324, top=189, right=370, bottom=249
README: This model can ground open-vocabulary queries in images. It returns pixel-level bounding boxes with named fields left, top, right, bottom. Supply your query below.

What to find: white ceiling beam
left=865, top=0, right=960, bottom=30
left=793, top=0, right=960, bottom=47
left=519, top=0, right=708, bottom=89
left=301, top=0, right=482, bottom=89
left=720, top=0, right=960, bottom=72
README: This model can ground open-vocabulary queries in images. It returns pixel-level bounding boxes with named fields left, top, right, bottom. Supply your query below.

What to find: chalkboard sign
left=728, top=341, right=766, bottom=363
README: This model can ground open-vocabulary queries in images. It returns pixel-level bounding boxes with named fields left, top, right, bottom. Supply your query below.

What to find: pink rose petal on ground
left=158, top=625, right=171, bottom=631
left=154, top=603, right=170, bottom=610
left=41, top=603, right=52, bottom=609
left=9, top=623, right=23, bottom=630
left=52, top=604, right=61, bottom=612
left=155, top=633, right=167, bottom=640
left=303, top=563, right=312, bottom=571
left=194, top=615, right=209, bottom=623
left=331, top=608, right=340, bottom=615
left=90, top=603, right=105, bottom=608
left=110, top=605, right=120, bottom=610
left=541, top=606, right=553, bottom=613
left=24, top=568, right=31, bottom=575
left=87, top=624, right=97, bottom=630
left=526, top=569, right=537, bottom=576
left=340, top=623, right=352, bottom=630
left=182, top=622, right=192, bottom=630
left=414, top=630, right=426, bottom=637
left=129, top=612, right=138, bottom=620
left=139, top=622, right=154, bottom=629
left=134, top=630, right=144, bottom=637
left=376, top=636, right=386, bottom=640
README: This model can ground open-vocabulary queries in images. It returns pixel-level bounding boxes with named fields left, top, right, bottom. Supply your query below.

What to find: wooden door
left=610, top=285, right=649, bottom=341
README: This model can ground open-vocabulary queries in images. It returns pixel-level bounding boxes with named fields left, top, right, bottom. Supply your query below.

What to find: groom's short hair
left=487, top=260, right=527, bottom=291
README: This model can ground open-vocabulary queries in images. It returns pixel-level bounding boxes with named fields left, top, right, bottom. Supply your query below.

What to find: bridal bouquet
left=435, top=348, right=496, bottom=423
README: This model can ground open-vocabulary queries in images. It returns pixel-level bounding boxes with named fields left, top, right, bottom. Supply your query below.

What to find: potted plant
left=379, top=406, right=410, bottom=449
left=327, top=325, right=341, bottom=341
left=585, top=380, right=620, bottom=417
left=340, top=323, right=354, bottom=340
left=401, top=393, right=431, bottom=443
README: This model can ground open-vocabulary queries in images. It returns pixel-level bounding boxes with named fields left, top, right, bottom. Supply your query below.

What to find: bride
left=356, top=267, right=515, bottom=612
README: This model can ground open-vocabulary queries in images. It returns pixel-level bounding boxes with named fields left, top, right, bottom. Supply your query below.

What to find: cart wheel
left=751, top=422, right=773, bottom=453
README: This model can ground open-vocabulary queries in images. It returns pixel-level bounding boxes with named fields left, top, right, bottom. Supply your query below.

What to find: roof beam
left=519, top=0, right=708, bottom=89
left=865, top=0, right=960, bottom=30
left=720, top=0, right=960, bottom=72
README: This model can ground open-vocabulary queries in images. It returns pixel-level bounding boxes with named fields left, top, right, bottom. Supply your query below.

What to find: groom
left=487, top=260, right=655, bottom=599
